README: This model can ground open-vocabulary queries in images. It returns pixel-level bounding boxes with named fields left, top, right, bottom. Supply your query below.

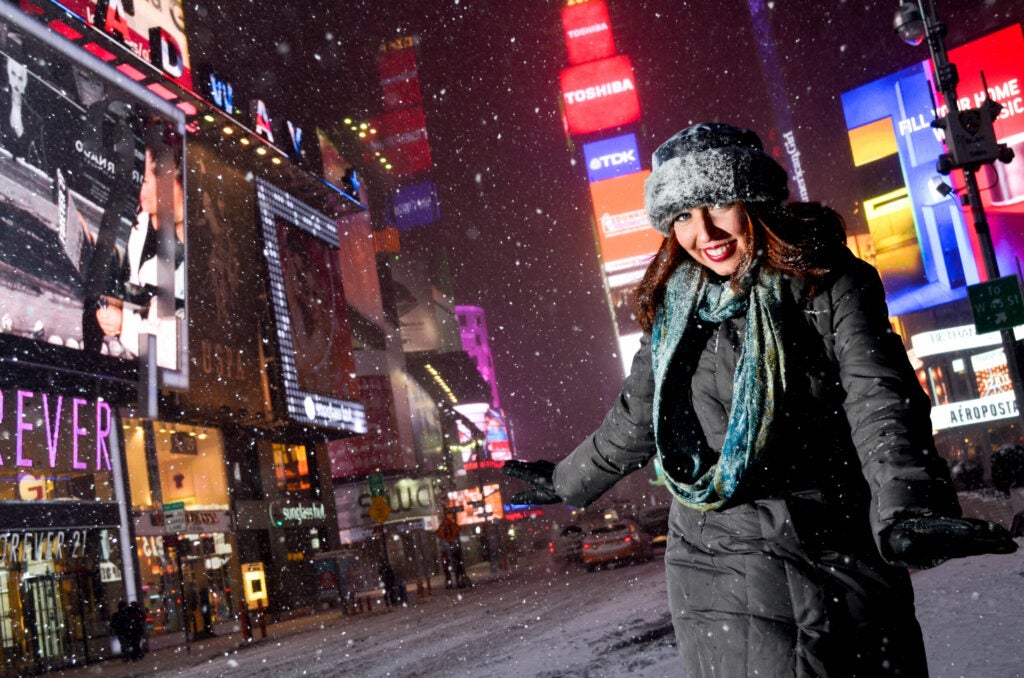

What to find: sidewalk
left=58, top=562, right=509, bottom=677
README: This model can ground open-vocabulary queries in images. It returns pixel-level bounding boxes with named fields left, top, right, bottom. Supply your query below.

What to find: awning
left=404, top=350, right=491, bottom=410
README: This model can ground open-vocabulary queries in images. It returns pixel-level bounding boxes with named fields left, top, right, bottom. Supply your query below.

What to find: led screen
left=841, top=23, right=1024, bottom=316
left=377, top=45, right=421, bottom=111
left=582, top=133, right=641, bottom=183
left=378, top=107, right=432, bottom=178
left=561, top=0, right=615, bottom=66
left=56, top=0, right=193, bottom=89
left=447, top=484, right=504, bottom=526
left=255, top=178, right=366, bottom=433
left=0, top=6, right=186, bottom=385
left=560, top=55, right=640, bottom=136
left=589, top=170, right=661, bottom=281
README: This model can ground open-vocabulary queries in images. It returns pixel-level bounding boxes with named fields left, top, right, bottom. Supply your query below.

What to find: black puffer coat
left=553, top=250, right=960, bottom=677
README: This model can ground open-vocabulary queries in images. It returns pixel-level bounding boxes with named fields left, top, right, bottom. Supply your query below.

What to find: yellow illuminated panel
left=863, top=188, right=925, bottom=285
left=848, top=118, right=898, bottom=167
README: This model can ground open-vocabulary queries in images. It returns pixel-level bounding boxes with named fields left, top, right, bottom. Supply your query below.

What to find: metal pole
left=917, top=0, right=1024, bottom=433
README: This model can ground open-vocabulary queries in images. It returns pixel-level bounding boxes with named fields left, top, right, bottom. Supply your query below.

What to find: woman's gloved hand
left=501, top=460, right=562, bottom=505
left=884, top=516, right=1018, bottom=569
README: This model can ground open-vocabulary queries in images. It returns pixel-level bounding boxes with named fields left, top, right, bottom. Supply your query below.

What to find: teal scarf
left=651, top=262, right=787, bottom=511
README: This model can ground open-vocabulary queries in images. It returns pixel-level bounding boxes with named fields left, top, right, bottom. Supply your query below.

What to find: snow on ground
left=87, top=543, right=1024, bottom=678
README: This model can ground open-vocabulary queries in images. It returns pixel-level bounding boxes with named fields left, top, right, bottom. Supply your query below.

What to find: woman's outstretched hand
left=884, top=516, right=1018, bottom=569
left=502, top=460, right=562, bottom=505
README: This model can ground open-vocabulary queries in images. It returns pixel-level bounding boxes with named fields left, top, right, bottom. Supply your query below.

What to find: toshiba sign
left=561, top=0, right=615, bottom=65
left=560, top=55, right=641, bottom=136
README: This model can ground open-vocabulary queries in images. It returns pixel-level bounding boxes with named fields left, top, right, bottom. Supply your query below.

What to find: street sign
left=368, top=495, right=391, bottom=523
left=368, top=472, right=386, bottom=497
left=162, top=501, right=186, bottom=534
left=968, top=276, right=1024, bottom=333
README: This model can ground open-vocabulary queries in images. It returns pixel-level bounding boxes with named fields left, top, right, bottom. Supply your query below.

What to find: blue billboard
left=582, top=133, right=641, bottom=183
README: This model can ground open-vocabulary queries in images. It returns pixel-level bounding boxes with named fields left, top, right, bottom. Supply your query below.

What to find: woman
left=504, top=122, right=1017, bottom=677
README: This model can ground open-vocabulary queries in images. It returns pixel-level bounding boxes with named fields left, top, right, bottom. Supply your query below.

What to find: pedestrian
left=127, top=600, right=146, bottom=660
left=109, top=600, right=131, bottom=662
left=503, top=122, right=1018, bottom=677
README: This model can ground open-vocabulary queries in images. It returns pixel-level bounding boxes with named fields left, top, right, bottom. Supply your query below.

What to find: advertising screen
left=840, top=23, right=1024, bottom=316
left=377, top=44, right=421, bottom=111
left=447, top=484, right=504, bottom=526
left=560, top=55, right=640, bottom=136
left=378, top=107, right=432, bottom=178
left=255, top=179, right=366, bottom=433
left=582, top=133, right=641, bottom=183
left=561, top=0, right=615, bottom=66
left=589, top=170, right=661, bottom=281
left=391, top=180, right=440, bottom=230
left=327, top=375, right=408, bottom=478
left=55, top=0, right=193, bottom=89
left=175, top=142, right=267, bottom=417
left=0, top=6, right=186, bottom=386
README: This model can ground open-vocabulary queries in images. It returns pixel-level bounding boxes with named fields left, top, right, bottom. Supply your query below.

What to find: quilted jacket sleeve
left=826, top=255, right=961, bottom=551
left=552, top=334, right=658, bottom=507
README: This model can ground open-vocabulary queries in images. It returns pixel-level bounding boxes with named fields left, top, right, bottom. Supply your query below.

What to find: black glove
left=502, top=460, right=562, bottom=505
left=884, top=516, right=1018, bottom=569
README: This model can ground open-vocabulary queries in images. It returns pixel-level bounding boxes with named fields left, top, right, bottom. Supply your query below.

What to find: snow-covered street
left=67, top=543, right=1024, bottom=678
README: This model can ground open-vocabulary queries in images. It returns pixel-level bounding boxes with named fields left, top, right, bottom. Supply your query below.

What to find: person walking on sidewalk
left=504, top=122, right=1018, bottom=677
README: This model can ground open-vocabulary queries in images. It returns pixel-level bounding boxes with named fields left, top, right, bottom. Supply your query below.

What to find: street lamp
left=893, top=1, right=1024, bottom=433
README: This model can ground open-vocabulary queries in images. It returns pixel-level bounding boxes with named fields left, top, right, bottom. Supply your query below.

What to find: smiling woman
left=504, top=122, right=1018, bottom=678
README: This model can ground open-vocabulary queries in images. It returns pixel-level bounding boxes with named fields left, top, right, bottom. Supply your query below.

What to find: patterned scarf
left=650, top=261, right=787, bottom=511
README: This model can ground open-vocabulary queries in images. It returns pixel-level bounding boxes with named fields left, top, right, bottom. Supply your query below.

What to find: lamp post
left=894, top=1, right=1024, bottom=434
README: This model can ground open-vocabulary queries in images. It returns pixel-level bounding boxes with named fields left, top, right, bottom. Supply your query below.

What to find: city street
left=63, top=542, right=1024, bottom=678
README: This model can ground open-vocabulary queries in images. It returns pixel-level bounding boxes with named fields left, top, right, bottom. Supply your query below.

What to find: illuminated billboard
left=589, top=171, right=661, bottom=282
left=378, top=107, right=432, bottom=178
left=840, top=23, right=1024, bottom=316
left=0, top=5, right=186, bottom=387
left=255, top=179, right=366, bottom=433
left=55, top=0, right=193, bottom=89
left=560, top=55, right=641, bottom=136
left=392, top=180, right=441, bottom=229
left=561, top=0, right=615, bottom=65
left=447, top=484, right=504, bottom=526
left=377, top=44, right=422, bottom=111
left=582, top=133, right=641, bottom=183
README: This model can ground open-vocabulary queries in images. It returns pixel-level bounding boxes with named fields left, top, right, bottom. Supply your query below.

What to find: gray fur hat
left=644, top=122, right=789, bottom=236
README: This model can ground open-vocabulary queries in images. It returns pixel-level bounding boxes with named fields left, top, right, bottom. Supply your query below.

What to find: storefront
left=0, top=388, right=132, bottom=675
left=122, top=419, right=241, bottom=642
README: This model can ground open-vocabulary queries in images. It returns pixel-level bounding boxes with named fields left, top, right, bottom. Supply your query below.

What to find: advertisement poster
left=841, top=23, right=1024, bottom=315
left=255, top=179, right=365, bottom=433
left=0, top=8, right=185, bottom=383
left=57, top=0, right=193, bottom=89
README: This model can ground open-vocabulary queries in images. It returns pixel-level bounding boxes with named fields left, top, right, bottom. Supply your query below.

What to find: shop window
left=272, top=443, right=311, bottom=493
left=971, top=348, right=1011, bottom=398
left=123, top=420, right=230, bottom=510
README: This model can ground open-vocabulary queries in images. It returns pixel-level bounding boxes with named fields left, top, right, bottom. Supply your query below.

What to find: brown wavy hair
left=634, top=202, right=847, bottom=332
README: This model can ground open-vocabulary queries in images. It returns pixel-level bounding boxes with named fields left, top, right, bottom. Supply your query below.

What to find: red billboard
left=379, top=107, right=433, bottom=177
left=377, top=47, right=422, bottom=111
left=560, top=55, right=640, bottom=136
left=561, top=0, right=615, bottom=65
left=53, top=0, right=193, bottom=89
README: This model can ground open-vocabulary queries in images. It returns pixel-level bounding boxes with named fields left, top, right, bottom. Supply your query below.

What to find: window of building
left=272, top=443, right=311, bottom=493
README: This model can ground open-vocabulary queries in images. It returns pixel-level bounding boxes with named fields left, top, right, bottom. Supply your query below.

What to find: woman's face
left=672, top=202, right=750, bottom=277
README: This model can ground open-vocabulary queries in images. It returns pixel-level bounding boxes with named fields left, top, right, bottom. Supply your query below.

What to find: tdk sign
left=583, top=133, right=641, bottom=183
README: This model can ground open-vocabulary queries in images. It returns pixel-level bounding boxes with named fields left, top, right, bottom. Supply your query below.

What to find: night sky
left=187, top=0, right=1024, bottom=461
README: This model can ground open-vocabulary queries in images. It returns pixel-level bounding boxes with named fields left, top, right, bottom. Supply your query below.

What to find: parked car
left=548, top=523, right=586, bottom=564
left=581, top=519, right=653, bottom=570
left=638, top=504, right=671, bottom=548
